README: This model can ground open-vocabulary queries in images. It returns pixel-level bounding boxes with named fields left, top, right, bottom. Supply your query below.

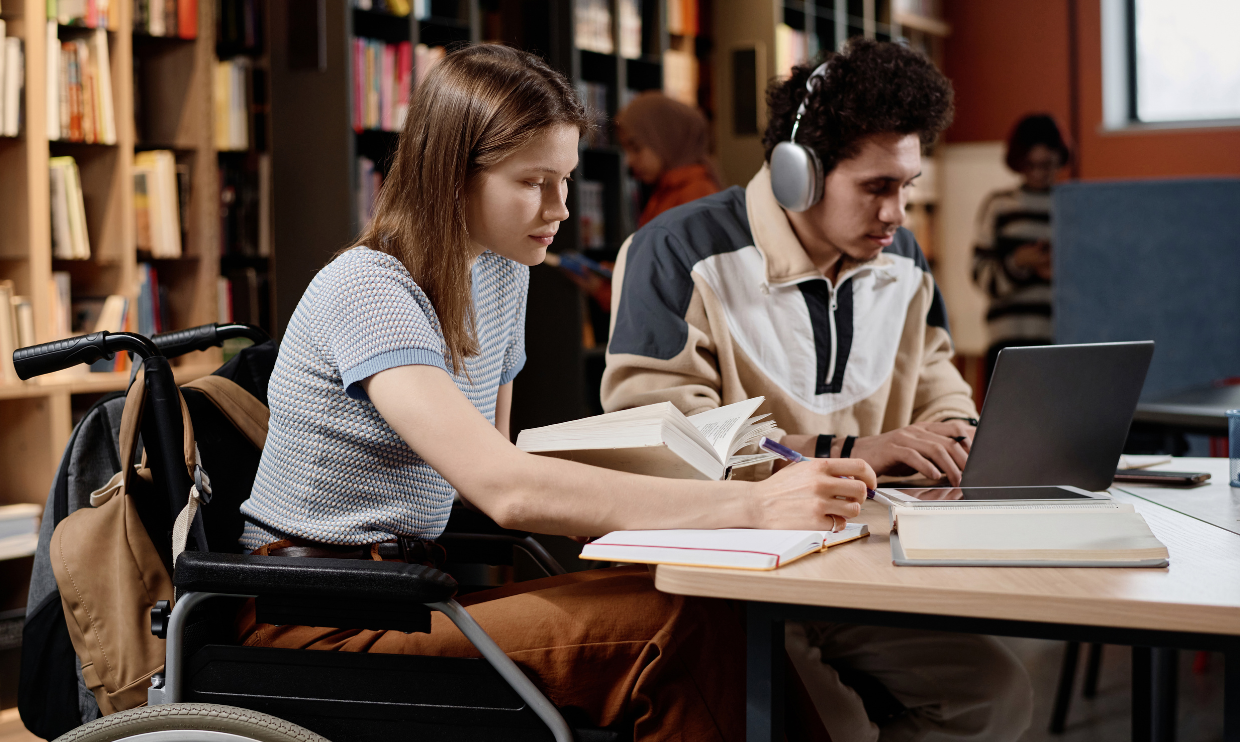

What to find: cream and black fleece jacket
left=601, top=167, right=977, bottom=475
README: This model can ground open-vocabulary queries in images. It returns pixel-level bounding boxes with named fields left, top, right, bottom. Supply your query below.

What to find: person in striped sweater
left=972, top=114, right=1072, bottom=387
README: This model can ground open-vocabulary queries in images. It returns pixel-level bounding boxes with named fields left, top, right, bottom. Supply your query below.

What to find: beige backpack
left=49, top=370, right=268, bottom=714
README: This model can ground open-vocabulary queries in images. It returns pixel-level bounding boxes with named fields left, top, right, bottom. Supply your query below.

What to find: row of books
left=893, top=0, right=942, bottom=19
left=663, top=47, right=697, bottom=106
left=217, top=0, right=263, bottom=57
left=578, top=180, right=605, bottom=249
left=214, top=58, right=249, bottom=151
left=48, top=0, right=116, bottom=29
left=351, top=38, right=411, bottom=133
left=50, top=156, right=90, bottom=259
left=134, top=149, right=185, bottom=258
left=135, top=263, right=172, bottom=337
left=220, top=152, right=271, bottom=258
left=666, top=0, right=699, bottom=37
left=0, top=25, right=23, bottom=137
left=352, top=0, right=411, bottom=15
left=0, top=281, right=35, bottom=383
left=574, top=0, right=647, bottom=59
left=133, top=0, right=197, bottom=38
left=576, top=81, right=610, bottom=148
left=47, top=24, right=117, bottom=144
left=413, top=43, right=444, bottom=88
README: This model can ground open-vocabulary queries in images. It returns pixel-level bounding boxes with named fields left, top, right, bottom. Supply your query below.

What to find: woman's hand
left=847, top=420, right=973, bottom=485
left=751, top=458, right=876, bottom=532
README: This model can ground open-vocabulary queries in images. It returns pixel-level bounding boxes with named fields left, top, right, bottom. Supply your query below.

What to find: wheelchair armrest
left=174, top=551, right=458, bottom=604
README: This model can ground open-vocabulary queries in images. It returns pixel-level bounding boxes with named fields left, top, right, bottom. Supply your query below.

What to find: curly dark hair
left=762, top=39, right=954, bottom=174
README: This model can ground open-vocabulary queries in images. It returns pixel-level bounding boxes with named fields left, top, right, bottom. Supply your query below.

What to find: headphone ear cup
left=770, top=141, right=825, bottom=212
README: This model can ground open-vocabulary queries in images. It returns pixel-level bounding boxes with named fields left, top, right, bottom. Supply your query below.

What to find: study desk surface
left=1117, top=457, right=1240, bottom=536
left=654, top=491, right=1240, bottom=637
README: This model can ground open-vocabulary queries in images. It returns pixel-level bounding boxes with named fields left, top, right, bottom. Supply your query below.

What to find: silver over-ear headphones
left=770, top=61, right=831, bottom=212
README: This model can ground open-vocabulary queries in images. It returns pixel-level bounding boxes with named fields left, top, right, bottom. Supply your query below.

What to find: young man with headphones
left=602, top=40, right=1033, bottom=740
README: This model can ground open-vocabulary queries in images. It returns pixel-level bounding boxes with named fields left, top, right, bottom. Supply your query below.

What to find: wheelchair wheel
left=53, top=704, right=330, bottom=742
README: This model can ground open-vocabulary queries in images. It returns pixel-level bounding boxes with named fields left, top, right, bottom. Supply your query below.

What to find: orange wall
left=943, top=0, right=1240, bottom=180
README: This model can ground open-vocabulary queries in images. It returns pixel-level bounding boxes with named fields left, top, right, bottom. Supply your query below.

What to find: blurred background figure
left=616, top=92, right=721, bottom=227
left=972, top=114, right=1072, bottom=388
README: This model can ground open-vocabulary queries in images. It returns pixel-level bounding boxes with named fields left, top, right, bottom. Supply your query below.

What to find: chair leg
left=1050, top=641, right=1081, bottom=734
left=1082, top=643, right=1104, bottom=698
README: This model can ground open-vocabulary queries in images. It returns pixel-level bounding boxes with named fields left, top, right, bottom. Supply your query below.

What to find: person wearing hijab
left=615, top=92, right=721, bottom=227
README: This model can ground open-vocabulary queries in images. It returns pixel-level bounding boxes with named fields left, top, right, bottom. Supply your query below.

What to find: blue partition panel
left=1053, top=178, right=1240, bottom=401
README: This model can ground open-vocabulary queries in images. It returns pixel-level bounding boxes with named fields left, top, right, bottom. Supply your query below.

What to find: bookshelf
left=0, top=0, right=239, bottom=509
left=715, top=0, right=948, bottom=257
left=269, top=0, right=712, bottom=428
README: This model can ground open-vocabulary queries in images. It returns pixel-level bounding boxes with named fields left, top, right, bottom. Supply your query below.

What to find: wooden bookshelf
left=0, top=0, right=235, bottom=506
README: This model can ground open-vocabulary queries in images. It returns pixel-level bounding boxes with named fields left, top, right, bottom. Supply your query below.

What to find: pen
left=759, top=437, right=877, bottom=499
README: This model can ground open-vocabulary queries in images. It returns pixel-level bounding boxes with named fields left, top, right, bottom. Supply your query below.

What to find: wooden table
left=1117, top=457, right=1240, bottom=536
left=655, top=490, right=1240, bottom=742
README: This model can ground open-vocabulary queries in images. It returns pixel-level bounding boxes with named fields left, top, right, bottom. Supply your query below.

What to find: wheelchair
left=14, top=326, right=625, bottom=742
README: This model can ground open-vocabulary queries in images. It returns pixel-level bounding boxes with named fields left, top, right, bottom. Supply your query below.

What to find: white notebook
left=890, top=501, right=1169, bottom=566
left=581, top=524, right=870, bottom=571
left=516, top=397, right=780, bottom=481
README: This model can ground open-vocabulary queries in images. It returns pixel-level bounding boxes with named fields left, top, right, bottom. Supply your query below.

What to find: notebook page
left=582, top=527, right=821, bottom=570
left=687, top=397, right=765, bottom=462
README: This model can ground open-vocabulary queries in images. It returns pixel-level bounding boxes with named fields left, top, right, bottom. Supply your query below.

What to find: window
left=1103, top=0, right=1240, bottom=127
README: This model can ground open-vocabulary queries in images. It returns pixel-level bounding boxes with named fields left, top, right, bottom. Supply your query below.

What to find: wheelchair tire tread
left=52, top=704, right=331, bottom=742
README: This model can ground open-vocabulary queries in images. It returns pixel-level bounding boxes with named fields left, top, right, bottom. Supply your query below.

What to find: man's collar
left=744, top=165, right=894, bottom=287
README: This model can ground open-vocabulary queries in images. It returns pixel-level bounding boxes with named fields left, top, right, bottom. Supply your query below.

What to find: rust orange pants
left=237, top=566, right=832, bottom=741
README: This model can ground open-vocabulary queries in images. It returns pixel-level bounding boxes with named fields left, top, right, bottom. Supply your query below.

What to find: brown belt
left=253, top=536, right=447, bottom=568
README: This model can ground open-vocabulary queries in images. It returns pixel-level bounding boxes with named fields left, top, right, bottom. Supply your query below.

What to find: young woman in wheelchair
left=237, top=44, right=873, bottom=739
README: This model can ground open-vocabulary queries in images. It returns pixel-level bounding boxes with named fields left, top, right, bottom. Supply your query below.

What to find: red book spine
left=178, top=0, right=197, bottom=38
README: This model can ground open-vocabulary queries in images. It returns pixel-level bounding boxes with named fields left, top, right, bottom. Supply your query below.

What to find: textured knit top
left=971, top=186, right=1053, bottom=346
left=239, top=246, right=528, bottom=550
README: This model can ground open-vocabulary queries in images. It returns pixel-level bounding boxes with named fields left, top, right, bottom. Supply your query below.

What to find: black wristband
left=814, top=434, right=834, bottom=458
left=840, top=435, right=857, bottom=458
left=944, top=416, right=980, bottom=426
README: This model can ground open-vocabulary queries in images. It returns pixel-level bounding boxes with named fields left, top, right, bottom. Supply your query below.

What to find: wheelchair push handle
left=13, top=331, right=160, bottom=380
left=152, top=322, right=269, bottom=360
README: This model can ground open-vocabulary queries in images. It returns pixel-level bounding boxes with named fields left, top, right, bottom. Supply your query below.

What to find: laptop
left=958, top=341, right=1155, bottom=492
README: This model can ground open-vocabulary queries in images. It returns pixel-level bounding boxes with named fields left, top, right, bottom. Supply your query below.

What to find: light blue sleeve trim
left=342, top=348, right=448, bottom=401
left=499, top=352, right=526, bottom=385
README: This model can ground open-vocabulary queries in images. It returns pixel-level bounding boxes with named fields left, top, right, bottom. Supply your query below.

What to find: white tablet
left=875, top=485, right=1109, bottom=507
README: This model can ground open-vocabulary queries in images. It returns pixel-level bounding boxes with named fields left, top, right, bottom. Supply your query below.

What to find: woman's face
left=618, top=128, right=664, bottom=185
left=465, top=124, right=579, bottom=266
left=1021, top=143, right=1063, bottom=191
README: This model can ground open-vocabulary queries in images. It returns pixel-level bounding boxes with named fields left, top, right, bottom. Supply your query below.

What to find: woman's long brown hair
left=350, top=44, right=588, bottom=374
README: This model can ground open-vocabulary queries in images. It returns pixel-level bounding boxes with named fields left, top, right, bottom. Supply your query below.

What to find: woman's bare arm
left=494, top=382, right=513, bottom=440
left=363, top=365, right=875, bottom=537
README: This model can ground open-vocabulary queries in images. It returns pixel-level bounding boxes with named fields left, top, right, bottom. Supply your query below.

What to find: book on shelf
left=574, top=0, right=613, bottom=54
left=214, top=58, right=250, bottom=151
left=582, top=523, right=869, bottom=571
left=71, top=294, right=129, bottom=372
left=413, top=43, right=444, bottom=88
left=133, top=150, right=183, bottom=258
left=351, top=37, right=411, bottom=132
left=217, top=0, right=262, bottom=56
left=49, top=156, right=91, bottom=259
left=12, top=295, right=34, bottom=348
left=217, top=276, right=232, bottom=323
left=577, top=180, right=605, bottom=249
left=775, top=23, right=809, bottom=79
left=133, top=0, right=198, bottom=38
left=225, top=266, right=261, bottom=325
left=353, top=0, right=411, bottom=15
left=48, top=28, right=116, bottom=144
left=0, top=281, right=20, bottom=382
left=666, top=0, right=699, bottom=36
left=618, top=0, right=642, bottom=59
left=887, top=499, right=1170, bottom=567
left=0, top=504, right=41, bottom=561
left=50, top=0, right=116, bottom=29
left=1, top=35, right=23, bottom=138
left=50, top=272, right=72, bottom=339
left=357, top=155, right=381, bottom=225
left=516, top=397, right=781, bottom=481
left=219, top=154, right=267, bottom=257
left=662, top=47, right=696, bottom=106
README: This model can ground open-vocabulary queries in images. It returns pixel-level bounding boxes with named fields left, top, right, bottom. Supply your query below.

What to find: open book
left=889, top=500, right=1169, bottom=567
left=515, top=397, right=780, bottom=480
left=581, top=524, right=870, bottom=571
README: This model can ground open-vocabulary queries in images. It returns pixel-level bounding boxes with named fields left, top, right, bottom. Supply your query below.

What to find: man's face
left=792, top=132, right=922, bottom=264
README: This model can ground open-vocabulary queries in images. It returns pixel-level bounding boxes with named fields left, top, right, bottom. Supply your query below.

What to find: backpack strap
left=181, top=375, right=269, bottom=450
